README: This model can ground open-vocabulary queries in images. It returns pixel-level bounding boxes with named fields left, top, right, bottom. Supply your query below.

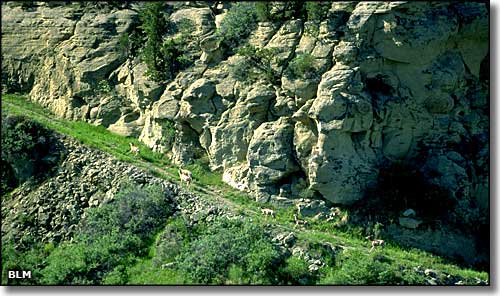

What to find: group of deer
left=130, top=141, right=386, bottom=253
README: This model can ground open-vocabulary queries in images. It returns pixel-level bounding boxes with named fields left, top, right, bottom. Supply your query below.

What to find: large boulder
left=246, top=117, right=300, bottom=200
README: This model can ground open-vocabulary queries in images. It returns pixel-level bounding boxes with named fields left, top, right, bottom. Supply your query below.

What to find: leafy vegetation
left=39, top=183, right=172, bottom=284
left=139, top=2, right=172, bottom=81
left=1, top=114, right=65, bottom=195
left=233, top=45, right=280, bottom=84
left=320, top=249, right=426, bottom=285
left=288, top=53, right=317, bottom=79
left=255, top=2, right=272, bottom=22
left=118, top=2, right=195, bottom=82
left=216, top=2, right=259, bottom=52
left=174, top=218, right=282, bottom=284
left=3, top=94, right=177, bottom=181
left=305, top=2, right=331, bottom=22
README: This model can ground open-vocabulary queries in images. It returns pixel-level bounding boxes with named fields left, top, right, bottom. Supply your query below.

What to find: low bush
left=288, top=53, right=316, bottom=78
left=1, top=241, right=46, bottom=285
left=39, top=183, right=173, bottom=284
left=279, top=256, right=312, bottom=285
left=234, top=45, right=280, bottom=84
left=1, top=115, right=65, bottom=195
left=320, top=249, right=425, bottom=285
left=175, top=217, right=282, bottom=284
left=305, top=2, right=331, bottom=22
left=216, top=2, right=258, bottom=52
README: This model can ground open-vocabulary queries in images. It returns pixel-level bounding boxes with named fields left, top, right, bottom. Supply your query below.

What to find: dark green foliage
left=39, top=183, right=173, bottom=284
left=321, top=250, right=425, bottom=285
left=1, top=115, right=64, bottom=195
left=1, top=241, right=46, bottom=285
left=139, top=2, right=170, bottom=81
left=153, top=217, right=191, bottom=267
left=281, top=1, right=306, bottom=21
left=217, top=2, right=258, bottom=51
left=305, top=2, right=330, bottom=22
left=158, top=119, right=176, bottom=150
left=173, top=217, right=283, bottom=284
left=288, top=53, right=316, bottom=78
left=97, top=80, right=112, bottom=94
left=119, top=31, right=143, bottom=58
left=235, top=45, right=280, bottom=84
left=80, top=183, right=173, bottom=242
left=279, top=256, right=312, bottom=285
left=255, top=2, right=272, bottom=22
left=137, top=2, right=194, bottom=82
left=1, top=159, right=18, bottom=196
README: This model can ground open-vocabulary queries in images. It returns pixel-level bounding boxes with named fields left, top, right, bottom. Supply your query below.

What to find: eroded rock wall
left=1, top=2, right=489, bottom=208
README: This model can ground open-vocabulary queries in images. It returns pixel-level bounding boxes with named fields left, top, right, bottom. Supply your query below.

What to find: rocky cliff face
left=2, top=2, right=489, bottom=210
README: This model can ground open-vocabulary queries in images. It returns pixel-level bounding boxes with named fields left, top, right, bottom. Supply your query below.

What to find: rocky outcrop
left=2, top=2, right=489, bottom=210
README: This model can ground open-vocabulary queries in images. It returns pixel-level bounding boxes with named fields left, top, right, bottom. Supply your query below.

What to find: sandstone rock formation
left=2, top=2, right=489, bottom=209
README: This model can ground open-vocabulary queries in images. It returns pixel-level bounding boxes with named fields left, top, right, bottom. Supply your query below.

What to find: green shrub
left=139, top=2, right=170, bottom=81
left=175, top=217, right=282, bottom=284
left=279, top=256, right=312, bottom=285
left=255, top=2, right=272, bottom=22
left=320, top=249, right=425, bottom=285
left=1, top=241, right=45, bottom=285
left=158, top=119, right=176, bottom=150
left=97, top=80, right=113, bottom=94
left=305, top=2, right=330, bottom=22
left=81, top=183, right=173, bottom=242
left=235, top=45, right=280, bottom=84
left=288, top=53, right=316, bottom=78
left=40, top=183, right=173, bottom=284
left=153, top=217, right=191, bottom=266
left=1, top=115, right=64, bottom=195
left=137, top=2, right=193, bottom=81
left=217, top=2, right=258, bottom=51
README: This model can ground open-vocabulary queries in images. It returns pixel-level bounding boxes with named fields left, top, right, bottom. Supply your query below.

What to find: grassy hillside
left=1, top=94, right=489, bottom=285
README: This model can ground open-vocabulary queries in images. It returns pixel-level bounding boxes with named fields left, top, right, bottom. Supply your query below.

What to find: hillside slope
left=1, top=94, right=489, bottom=285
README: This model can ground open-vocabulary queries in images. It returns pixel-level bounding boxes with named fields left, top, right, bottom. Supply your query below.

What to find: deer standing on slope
left=261, top=208, right=275, bottom=218
left=129, top=143, right=139, bottom=156
left=369, top=238, right=386, bottom=252
left=178, top=168, right=193, bottom=186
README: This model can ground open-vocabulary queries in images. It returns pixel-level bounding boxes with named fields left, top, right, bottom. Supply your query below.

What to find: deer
left=178, top=168, right=193, bottom=186
left=129, top=143, right=139, bottom=156
left=293, top=214, right=308, bottom=227
left=369, top=238, right=386, bottom=252
left=260, top=208, right=275, bottom=218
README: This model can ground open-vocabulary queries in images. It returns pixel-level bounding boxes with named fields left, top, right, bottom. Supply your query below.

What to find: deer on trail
left=129, top=143, right=139, bottom=156
left=293, top=214, right=308, bottom=227
left=178, top=168, right=193, bottom=186
left=369, top=239, right=386, bottom=252
left=261, top=208, right=275, bottom=218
